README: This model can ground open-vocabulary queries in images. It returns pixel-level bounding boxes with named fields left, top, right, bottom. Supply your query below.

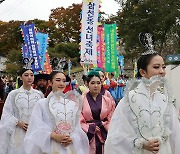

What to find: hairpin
left=139, top=33, right=157, bottom=55
left=23, top=58, right=35, bottom=69
left=51, top=57, right=67, bottom=72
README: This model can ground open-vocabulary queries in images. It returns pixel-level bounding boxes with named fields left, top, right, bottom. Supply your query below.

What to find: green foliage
left=114, top=0, right=180, bottom=58
left=0, top=20, right=23, bottom=56
left=0, top=3, right=82, bottom=74
left=54, top=43, right=79, bottom=58
left=49, top=42, right=80, bottom=67
left=49, top=4, right=81, bottom=44
left=69, top=66, right=83, bottom=74
left=30, top=19, right=49, bottom=32
left=5, top=49, right=22, bottom=75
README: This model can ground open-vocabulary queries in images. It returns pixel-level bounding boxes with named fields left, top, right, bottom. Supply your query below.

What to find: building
left=0, top=56, right=7, bottom=75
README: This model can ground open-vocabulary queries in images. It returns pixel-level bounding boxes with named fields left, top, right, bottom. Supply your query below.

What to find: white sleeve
left=0, top=90, right=18, bottom=134
left=72, top=121, right=90, bottom=154
left=104, top=98, right=139, bottom=154
left=71, top=98, right=90, bottom=154
left=0, top=90, right=18, bottom=153
left=169, top=105, right=180, bottom=154
left=24, top=101, right=52, bottom=154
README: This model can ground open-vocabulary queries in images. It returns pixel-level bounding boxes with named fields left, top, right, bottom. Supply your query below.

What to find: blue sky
left=0, top=0, right=119, bottom=21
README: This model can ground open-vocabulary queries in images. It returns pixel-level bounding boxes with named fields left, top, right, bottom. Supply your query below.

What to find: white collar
left=19, top=86, right=34, bottom=94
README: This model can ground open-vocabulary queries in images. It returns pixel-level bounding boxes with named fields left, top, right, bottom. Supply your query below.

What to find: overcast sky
left=0, top=0, right=120, bottom=22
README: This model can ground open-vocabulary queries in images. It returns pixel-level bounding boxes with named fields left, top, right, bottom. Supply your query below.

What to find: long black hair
left=136, top=53, right=159, bottom=78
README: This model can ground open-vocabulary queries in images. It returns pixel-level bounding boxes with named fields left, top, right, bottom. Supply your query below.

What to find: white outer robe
left=105, top=78, right=180, bottom=154
left=0, top=86, right=44, bottom=154
left=24, top=91, right=89, bottom=154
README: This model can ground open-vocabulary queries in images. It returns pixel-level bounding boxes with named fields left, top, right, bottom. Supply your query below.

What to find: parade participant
left=105, top=33, right=180, bottom=154
left=116, top=75, right=125, bottom=101
left=108, top=72, right=118, bottom=103
left=71, top=74, right=78, bottom=90
left=80, top=70, right=115, bottom=154
left=4, top=80, right=14, bottom=100
left=0, top=58, right=44, bottom=154
left=77, top=75, right=88, bottom=95
left=93, top=67, right=115, bottom=104
left=34, top=73, right=49, bottom=97
left=24, top=71, right=89, bottom=154
left=63, top=75, right=72, bottom=93
left=0, top=77, right=5, bottom=101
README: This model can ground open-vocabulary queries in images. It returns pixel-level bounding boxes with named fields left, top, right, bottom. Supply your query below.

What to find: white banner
left=81, top=0, right=100, bottom=64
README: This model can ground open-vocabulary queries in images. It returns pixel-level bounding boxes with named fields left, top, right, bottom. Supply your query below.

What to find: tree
left=0, top=3, right=83, bottom=74
left=49, top=42, right=80, bottom=67
left=5, top=49, right=22, bottom=76
left=0, top=20, right=23, bottom=56
left=49, top=3, right=81, bottom=44
left=113, top=0, right=180, bottom=58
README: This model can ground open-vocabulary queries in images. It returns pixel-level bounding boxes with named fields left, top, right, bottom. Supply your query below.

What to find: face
left=20, top=70, right=34, bottom=86
left=49, top=73, right=66, bottom=92
left=99, top=71, right=105, bottom=83
left=140, top=55, right=166, bottom=79
left=71, top=75, right=76, bottom=80
left=37, top=79, right=47, bottom=88
left=88, top=76, right=101, bottom=95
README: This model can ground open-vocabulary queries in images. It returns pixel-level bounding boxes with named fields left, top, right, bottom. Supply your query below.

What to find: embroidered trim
left=123, top=76, right=172, bottom=153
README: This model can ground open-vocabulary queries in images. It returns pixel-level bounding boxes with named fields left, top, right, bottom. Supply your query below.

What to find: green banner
left=104, top=24, right=118, bottom=73
left=104, top=24, right=111, bottom=72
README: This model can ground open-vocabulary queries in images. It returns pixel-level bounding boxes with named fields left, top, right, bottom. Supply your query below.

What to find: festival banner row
left=81, top=0, right=100, bottom=64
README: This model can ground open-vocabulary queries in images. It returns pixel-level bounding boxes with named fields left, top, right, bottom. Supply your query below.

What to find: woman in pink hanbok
left=93, top=67, right=115, bottom=102
left=80, top=70, right=115, bottom=154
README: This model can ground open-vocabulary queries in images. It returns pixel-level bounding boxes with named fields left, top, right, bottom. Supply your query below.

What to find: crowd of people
left=0, top=77, right=16, bottom=102
left=0, top=69, right=129, bottom=105
left=0, top=34, right=180, bottom=154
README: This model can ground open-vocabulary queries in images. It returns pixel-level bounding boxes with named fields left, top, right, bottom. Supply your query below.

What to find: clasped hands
left=51, top=132, right=72, bottom=147
left=143, top=138, right=160, bottom=154
left=17, top=121, right=28, bottom=131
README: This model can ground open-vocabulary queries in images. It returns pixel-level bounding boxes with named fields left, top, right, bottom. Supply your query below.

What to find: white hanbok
left=24, top=91, right=89, bottom=154
left=105, top=76, right=180, bottom=154
left=0, top=86, right=44, bottom=154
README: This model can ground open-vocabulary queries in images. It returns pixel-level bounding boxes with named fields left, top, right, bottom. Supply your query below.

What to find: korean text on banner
left=36, top=32, right=49, bottom=70
left=104, top=24, right=118, bottom=72
left=21, top=23, right=42, bottom=71
left=81, top=0, right=100, bottom=64
left=97, top=25, right=105, bottom=70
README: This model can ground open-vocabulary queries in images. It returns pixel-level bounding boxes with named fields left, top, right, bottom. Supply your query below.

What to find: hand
left=17, top=121, right=28, bottom=131
left=143, top=139, right=160, bottom=154
left=96, top=126, right=100, bottom=132
left=51, top=132, right=72, bottom=147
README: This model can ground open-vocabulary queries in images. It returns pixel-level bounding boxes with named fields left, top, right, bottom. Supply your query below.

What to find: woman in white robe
left=24, top=71, right=89, bottom=154
left=0, top=68, right=44, bottom=154
left=105, top=34, right=180, bottom=154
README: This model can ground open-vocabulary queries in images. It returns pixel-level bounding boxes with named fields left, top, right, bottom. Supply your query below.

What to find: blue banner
left=21, top=44, right=28, bottom=57
left=20, top=23, right=42, bottom=71
left=36, top=32, right=48, bottom=70
left=118, top=55, right=124, bottom=74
